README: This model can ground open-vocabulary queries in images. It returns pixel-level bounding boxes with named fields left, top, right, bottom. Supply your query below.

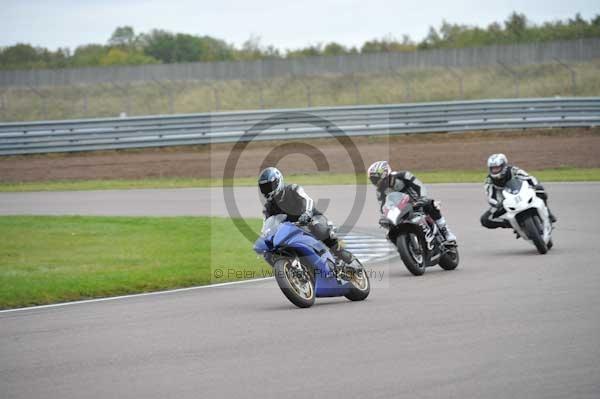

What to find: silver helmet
left=487, top=153, right=508, bottom=180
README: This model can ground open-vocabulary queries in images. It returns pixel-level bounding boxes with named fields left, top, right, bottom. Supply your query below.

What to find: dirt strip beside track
left=1, top=128, right=599, bottom=182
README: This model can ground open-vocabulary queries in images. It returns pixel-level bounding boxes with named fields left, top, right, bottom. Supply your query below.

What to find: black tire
left=274, top=258, right=315, bottom=308
left=396, top=233, right=426, bottom=276
left=523, top=216, right=548, bottom=255
left=344, top=260, right=371, bottom=301
left=439, top=247, right=460, bottom=270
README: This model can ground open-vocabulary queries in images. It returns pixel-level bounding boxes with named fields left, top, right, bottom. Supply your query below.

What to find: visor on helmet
left=259, top=180, right=278, bottom=196
left=490, top=165, right=504, bottom=175
left=369, top=175, right=381, bottom=185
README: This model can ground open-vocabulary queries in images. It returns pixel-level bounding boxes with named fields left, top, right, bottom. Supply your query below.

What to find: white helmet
left=487, top=153, right=508, bottom=180
left=368, top=160, right=392, bottom=186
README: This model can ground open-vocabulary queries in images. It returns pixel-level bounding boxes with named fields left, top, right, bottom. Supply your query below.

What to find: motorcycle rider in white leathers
left=481, top=153, right=557, bottom=229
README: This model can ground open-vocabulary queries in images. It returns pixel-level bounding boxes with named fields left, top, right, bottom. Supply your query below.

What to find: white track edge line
left=0, top=242, right=397, bottom=314
left=0, top=277, right=274, bottom=314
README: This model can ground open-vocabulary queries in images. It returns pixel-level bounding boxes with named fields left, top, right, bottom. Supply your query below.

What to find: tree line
left=1, top=12, right=599, bottom=70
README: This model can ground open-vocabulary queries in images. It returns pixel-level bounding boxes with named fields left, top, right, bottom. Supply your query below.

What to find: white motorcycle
left=500, top=178, right=554, bottom=254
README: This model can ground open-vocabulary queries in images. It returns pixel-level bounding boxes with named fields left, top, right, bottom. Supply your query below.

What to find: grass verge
left=0, top=216, right=266, bottom=309
left=1, top=167, right=599, bottom=192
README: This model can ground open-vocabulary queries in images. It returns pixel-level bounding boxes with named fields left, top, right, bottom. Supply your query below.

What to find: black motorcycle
left=379, top=192, right=459, bottom=276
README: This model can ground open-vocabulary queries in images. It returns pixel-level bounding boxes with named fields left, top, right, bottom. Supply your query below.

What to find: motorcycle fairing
left=409, top=214, right=442, bottom=266
left=259, top=222, right=353, bottom=297
left=501, top=179, right=552, bottom=244
left=253, top=237, right=269, bottom=254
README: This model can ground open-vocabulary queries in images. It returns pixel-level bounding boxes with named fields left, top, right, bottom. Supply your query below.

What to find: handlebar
left=412, top=198, right=429, bottom=209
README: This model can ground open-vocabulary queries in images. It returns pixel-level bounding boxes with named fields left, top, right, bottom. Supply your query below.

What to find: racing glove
left=297, top=212, right=312, bottom=225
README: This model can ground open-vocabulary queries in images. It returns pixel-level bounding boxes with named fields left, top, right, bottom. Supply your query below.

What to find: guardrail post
left=445, top=67, right=464, bottom=99
left=497, top=61, right=520, bottom=98
left=554, top=58, right=577, bottom=96
left=27, top=86, right=48, bottom=119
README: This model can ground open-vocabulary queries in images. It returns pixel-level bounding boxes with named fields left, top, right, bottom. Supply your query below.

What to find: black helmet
left=258, top=167, right=284, bottom=199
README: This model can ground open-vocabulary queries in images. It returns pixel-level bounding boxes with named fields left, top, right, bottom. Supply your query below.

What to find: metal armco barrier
left=0, top=97, right=599, bottom=155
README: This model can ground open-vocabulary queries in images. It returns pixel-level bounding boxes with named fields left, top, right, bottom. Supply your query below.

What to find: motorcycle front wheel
left=274, top=258, right=315, bottom=308
left=523, top=215, right=548, bottom=255
left=439, top=246, right=460, bottom=270
left=397, top=233, right=426, bottom=276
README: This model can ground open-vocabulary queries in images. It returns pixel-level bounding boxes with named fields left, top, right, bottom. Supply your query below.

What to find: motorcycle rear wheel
left=344, top=259, right=371, bottom=301
left=397, top=233, right=426, bottom=276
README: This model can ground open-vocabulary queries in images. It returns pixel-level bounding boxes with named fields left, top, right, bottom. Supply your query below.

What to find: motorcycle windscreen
left=384, top=192, right=410, bottom=209
left=255, top=214, right=287, bottom=253
left=261, top=214, right=287, bottom=237
left=504, top=178, right=524, bottom=195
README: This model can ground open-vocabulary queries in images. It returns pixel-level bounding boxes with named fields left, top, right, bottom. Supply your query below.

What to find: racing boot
left=328, top=240, right=359, bottom=284
left=548, top=208, right=557, bottom=223
left=330, top=240, right=355, bottom=265
left=435, top=217, right=457, bottom=242
left=540, top=195, right=557, bottom=224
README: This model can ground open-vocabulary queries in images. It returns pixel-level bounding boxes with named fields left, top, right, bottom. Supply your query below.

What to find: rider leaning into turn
left=258, top=167, right=354, bottom=264
left=481, top=153, right=557, bottom=229
left=368, top=160, right=457, bottom=242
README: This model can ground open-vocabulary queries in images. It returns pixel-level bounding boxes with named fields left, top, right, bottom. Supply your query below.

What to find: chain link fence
left=0, top=38, right=599, bottom=122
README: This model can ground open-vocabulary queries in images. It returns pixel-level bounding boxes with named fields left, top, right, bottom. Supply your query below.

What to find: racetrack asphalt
left=1, top=183, right=599, bottom=398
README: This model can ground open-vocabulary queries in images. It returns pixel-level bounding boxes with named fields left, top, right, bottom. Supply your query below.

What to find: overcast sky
left=1, top=0, right=598, bottom=51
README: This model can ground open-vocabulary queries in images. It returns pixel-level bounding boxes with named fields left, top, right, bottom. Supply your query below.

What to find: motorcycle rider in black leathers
left=368, top=161, right=457, bottom=242
left=258, top=167, right=354, bottom=264
left=481, top=153, right=557, bottom=229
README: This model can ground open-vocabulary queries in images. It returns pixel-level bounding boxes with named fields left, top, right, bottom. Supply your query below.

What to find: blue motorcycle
left=254, top=214, right=371, bottom=308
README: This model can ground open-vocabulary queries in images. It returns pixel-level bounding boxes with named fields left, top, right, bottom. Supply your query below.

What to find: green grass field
left=0, top=216, right=265, bottom=309
left=1, top=167, right=599, bottom=192
left=2, top=61, right=599, bottom=122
